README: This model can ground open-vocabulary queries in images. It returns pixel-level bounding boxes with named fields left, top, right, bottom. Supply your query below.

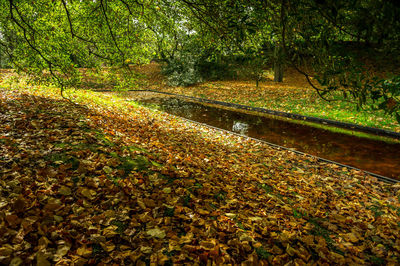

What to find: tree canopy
left=0, top=0, right=399, bottom=122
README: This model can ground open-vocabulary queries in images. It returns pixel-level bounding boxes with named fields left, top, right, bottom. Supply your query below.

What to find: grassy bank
left=131, top=63, right=400, bottom=133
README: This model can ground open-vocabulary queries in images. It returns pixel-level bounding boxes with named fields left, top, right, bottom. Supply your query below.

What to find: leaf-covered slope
left=0, top=88, right=399, bottom=265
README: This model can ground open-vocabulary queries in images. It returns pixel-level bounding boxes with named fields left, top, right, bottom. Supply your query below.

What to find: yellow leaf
left=344, top=232, right=359, bottom=243
left=76, top=245, right=92, bottom=257
left=36, top=252, right=51, bottom=266
left=100, top=242, right=115, bottom=252
left=103, top=225, right=118, bottom=238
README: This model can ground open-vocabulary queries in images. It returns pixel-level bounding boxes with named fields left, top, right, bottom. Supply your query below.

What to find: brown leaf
left=58, top=186, right=72, bottom=196
left=103, top=225, right=118, bottom=238
left=13, top=196, right=26, bottom=213
left=100, top=241, right=116, bottom=253
left=0, top=245, right=13, bottom=256
left=36, top=252, right=51, bottom=266
left=76, top=245, right=92, bottom=258
left=79, top=188, right=96, bottom=200
left=344, top=232, right=359, bottom=243
left=5, top=214, right=20, bottom=228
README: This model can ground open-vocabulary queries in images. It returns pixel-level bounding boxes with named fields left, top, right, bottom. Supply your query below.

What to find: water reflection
left=232, top=121, right=249, bottom=135
left=138, top=96, right=400, bottom=179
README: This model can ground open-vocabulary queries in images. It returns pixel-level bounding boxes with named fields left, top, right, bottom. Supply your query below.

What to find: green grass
left=183, top=97, right=400, bottom=144
left=254, top=91, right=399, bottom=132
left=190, top=80, right=399, bottom=133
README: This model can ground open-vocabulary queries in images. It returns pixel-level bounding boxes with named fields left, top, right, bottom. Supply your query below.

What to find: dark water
left=138, top=96, right=400, bottom=179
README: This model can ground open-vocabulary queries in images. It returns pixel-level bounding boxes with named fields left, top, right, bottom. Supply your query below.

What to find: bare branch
left=179, top=0, right=231, bottom=42
left=279, top=0, right=339, bottom=102
left=61, top=0, right=100, bottom=45
left=9, top=0, right=70, bottom=96
left=100, top=0, right=124, bottom=60
left=119, top=0, right=134, bottom=16
left=10, top=0, right=36, bottom=36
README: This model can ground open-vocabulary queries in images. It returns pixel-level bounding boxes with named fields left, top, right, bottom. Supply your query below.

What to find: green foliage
left=80, top=67, right=144, bottom=91
left=316, top=67, right=400, bottom=123
left=1, top=0, right=400, bottom=123
left=0, top=0, right=155, bottom=89
left=232, top=52, right=270, bottom=87
left=162, top=48, right=235, bottom=86
left=162, top=52, right=203, bottom=86
left=0, top=50, right=11, bottom=68
left=371, top=76, right=400, bottom=117
left=198, top=59, right=236, bottom=81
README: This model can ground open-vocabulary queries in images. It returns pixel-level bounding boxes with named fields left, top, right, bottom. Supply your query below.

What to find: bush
left=198, top=59, right=237, bottom=81
left=162, top=53, right=203, bottom=86
left=162, top=49, right=236, bottom=86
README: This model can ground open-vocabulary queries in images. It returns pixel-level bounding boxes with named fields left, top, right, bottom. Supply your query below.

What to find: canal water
left=132, top=94, right=400, bottom=180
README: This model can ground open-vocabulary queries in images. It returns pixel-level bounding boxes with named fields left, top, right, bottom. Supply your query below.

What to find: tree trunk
left=274, top=60, right=283, bottom=82
left=273, top=44, right=284, bottom=82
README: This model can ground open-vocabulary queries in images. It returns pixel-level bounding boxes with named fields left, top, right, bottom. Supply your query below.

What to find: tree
left=0, top=0, right=157, bottom=95
left=0, top=0, right=399, bottom=123
left=177, top=0, right=400, bottom=122
left=281, top=0, right=400, bottom=121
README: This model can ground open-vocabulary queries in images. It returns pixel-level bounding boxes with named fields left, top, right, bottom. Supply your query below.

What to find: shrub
left=162, top=53, right=203, bottom=86
left=161, top=47, right=236, bottom=86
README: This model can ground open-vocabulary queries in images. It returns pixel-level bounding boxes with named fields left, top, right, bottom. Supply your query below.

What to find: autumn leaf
left=0, top=85, right=399, bottom=265
left=146, top=227, right=166, bottom=239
